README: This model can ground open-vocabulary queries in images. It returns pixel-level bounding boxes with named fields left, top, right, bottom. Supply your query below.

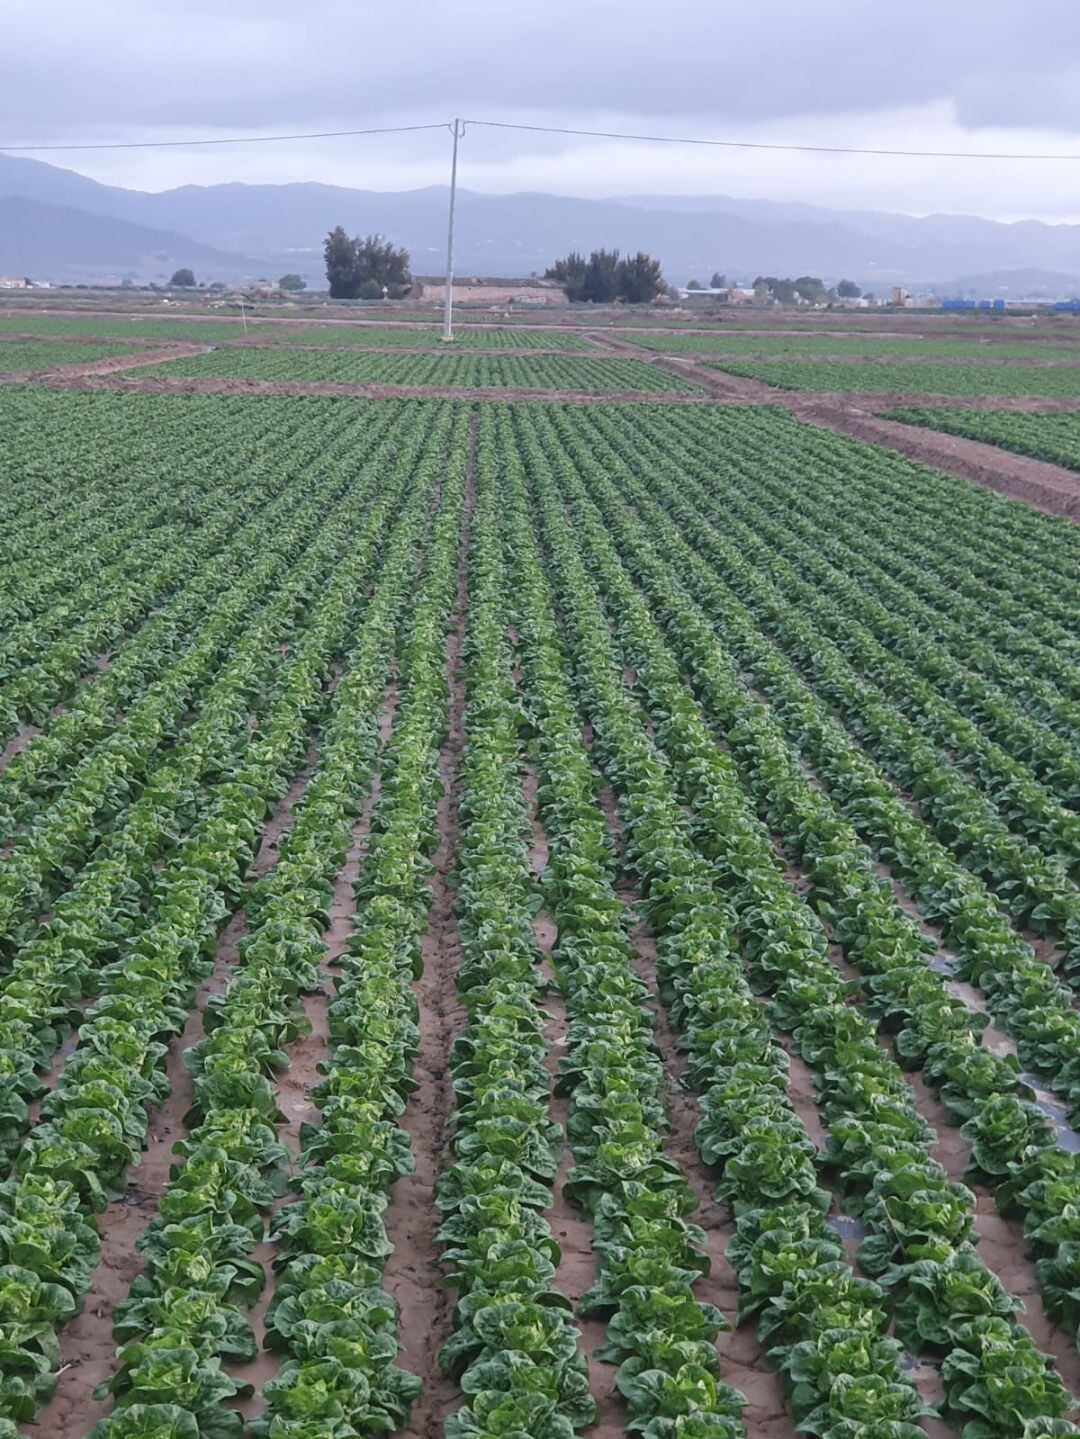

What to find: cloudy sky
left=3, top=0, right=1079, bottom=220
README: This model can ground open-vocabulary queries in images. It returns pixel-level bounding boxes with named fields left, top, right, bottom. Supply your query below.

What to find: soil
left=387, top=428, right=475, bottom=1439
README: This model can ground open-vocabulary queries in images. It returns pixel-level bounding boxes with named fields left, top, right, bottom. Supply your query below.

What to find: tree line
left=544, top=249, right=665, bottom=303
left=317, top=225, right=867, bottom=308
left=752, top=275, right=863, bottom=303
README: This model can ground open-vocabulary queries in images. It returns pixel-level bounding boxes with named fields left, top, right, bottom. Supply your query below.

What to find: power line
left=3, top=113, right=1079, bottom=164
left=0, top=122, right=451, bottom=153
left=463, top=117, right=1080, bottom=162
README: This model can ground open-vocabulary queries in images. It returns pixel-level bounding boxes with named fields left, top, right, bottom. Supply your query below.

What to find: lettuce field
left=707, top=357, right=1080, bottom=396
left=888, top=408, right=1080, bottom=473
left=132, top=348, right=695, bottom=391
left=0, top=316, right=594, bottom=350
left=0, top=384, right=1079, bottom=1439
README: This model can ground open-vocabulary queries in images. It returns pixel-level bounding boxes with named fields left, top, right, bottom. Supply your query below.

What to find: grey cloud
left=1, top=0, right=1077, bottom=139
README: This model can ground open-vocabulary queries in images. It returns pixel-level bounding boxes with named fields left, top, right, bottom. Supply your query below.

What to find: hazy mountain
left=0, top=196, right=263, bottom=284
left=1, top=153, right=1079, bottom=291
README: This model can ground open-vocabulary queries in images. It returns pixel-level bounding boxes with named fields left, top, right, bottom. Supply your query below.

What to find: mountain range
left=1, top=152, right=1079, bottom=295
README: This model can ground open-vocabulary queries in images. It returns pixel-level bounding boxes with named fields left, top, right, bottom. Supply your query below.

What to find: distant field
left=888, top=406, right=1080, bottom=472
left=0, top=337, right=140, bottom=371
left=708, top=357, right=1080, bottom=396
left=623, top=331, right=1080, bottom=359
left=137, top=348, right=697, bottom=391
left=0, top=315, right=592, bottom=349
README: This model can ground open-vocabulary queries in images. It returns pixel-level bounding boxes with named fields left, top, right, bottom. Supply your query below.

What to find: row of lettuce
left=0, top=394, right=385, bottom=741
left=0, top=402, right=464, bottom=1432
left=0, top=405, right=437, bottom=1175
left=2, top=388, right=1078, bottom=1438
left=521, top=402, right=1080, bottom=1339
left=131, top=349, right=698, bottom=394
left=887, top=408, right=1080, bottom=477
left=496, top=401, right=1080, bottom=1437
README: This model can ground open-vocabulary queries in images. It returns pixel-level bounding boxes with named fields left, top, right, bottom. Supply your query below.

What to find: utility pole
left=442, top=118, right=463, bottom=342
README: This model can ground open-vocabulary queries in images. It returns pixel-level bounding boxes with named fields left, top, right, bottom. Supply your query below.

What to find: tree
left=617, top=251, right=664, bottom=304
left=546, top=247, right=663, bottom=304
left=545, top=252, right=588, bottom=302
left=837, top=278, right=862, bottom=299
left=354, top=234, right=411, bottom=298
left=169, top=268, right=195, bottom=288
left=278, top=273, right=307, bottom=292
left=324, top=227, right=357, bottom=299
left=710, top=272, right=727, bottom=290
left=793, top=275, right=827, bottom=304
left=686, top=278, right=704, bottom=290
left=323, top=229, right=411, bottom=299
left=582, top=248, right=622, bottom=303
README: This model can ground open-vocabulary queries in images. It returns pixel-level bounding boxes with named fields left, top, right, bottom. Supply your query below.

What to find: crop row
left=709, top=358, right=1080, bottom=395
left=0, top=402, right=426, bottom=991
left=0, top=316, right=592, bottom=350
left=533, top=404, right=1080, bottom=1110
left=505, top=402, right=1080, bottom=1435
left=569, top=406, right=1080, bottom=941
left=652, top=407, right=1080, bottom=726
left=888, top=408, right=1080, bottom=474
left=0, top=392, right=341, bottom=627
left=0, top=338, right=138, bottom=373
left=623, top=332, right=1080, bottom=359
left=0, top=397, right=465, bottom=1430
left=137, top=349, right=697, bottom=392
left=521, top=402, right=1080, bottom=1338
left=1, top=388, right=1077, bottom=1439
left=86, top=409, right=450, bottom=1436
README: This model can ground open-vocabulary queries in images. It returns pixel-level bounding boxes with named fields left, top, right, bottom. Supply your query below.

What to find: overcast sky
left=3, top=1, right=1079, bottom=220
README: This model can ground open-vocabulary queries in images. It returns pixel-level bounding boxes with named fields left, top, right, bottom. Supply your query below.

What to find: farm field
left=0, top=338, right=142, bottom=372
left=131, top=347, right=696, bottom=390
left=0, top=371, right=1079, bottom=1439
left=622, top=332, right=1080, bottom=359
left=888, top=407, right=1080, bottom=472
left=0, top=316, right=594, bottom=349
left=706, top=357, right=1080, bottom=395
